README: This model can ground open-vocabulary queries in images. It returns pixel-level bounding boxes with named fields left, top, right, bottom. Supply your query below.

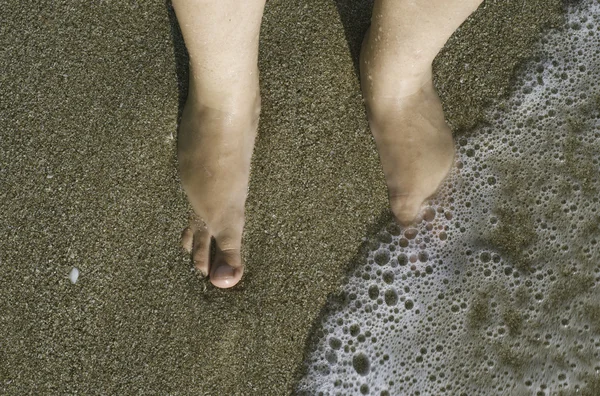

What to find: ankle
left=364, top=69, right=431, bottom=102
left=362, top=70, right=433, bottom=123
left=361, top=44, right=433, bottom=103
left=185, top=85, right=261, bottom=120
left=186, top=64, right=261, bottom=114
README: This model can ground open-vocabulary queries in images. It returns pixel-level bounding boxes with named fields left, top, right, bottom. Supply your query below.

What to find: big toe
left=210, top=231, right=244, bottom=288
left=389, top=193, right=424, bottom=226
left=211, top=250, right=244, bottom=288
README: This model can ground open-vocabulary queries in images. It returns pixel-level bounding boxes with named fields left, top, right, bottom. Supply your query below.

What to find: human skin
left=361, top=0, right=483, bottom=225
left=173, top=0, right=265, bottom=288
left=173, top=0, right=483, bottom=288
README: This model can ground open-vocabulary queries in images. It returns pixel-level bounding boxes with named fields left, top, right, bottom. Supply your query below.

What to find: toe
left=210, top=228, right=244, bottom=289
left=211, top=249, right=243, bottom=289
left=181, top=227, right=194, bottom=253
left=389, top=193, right=424, bottom=226
left=192, top=228, right=211, bottom=278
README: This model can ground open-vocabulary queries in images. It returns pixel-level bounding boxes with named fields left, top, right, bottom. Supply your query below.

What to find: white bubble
left=297, top=1, right=600, bottom=394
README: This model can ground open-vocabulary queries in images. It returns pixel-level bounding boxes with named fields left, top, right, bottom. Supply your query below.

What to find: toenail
left=213, top=264, right=235, bottom=280
left=195, top=268, right=208, bottom=279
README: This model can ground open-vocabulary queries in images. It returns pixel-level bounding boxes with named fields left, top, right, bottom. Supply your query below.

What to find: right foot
left=178, top=85, right=260, bottom=289
left=360, top=27, right=455, bottom=226
left=359, top=0, right=482, bottom=226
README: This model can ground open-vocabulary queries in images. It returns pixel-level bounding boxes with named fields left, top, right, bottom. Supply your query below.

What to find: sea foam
left=298, top=1, right=600, bottom=394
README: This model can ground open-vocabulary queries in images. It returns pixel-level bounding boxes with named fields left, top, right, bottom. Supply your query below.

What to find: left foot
left=177, top=81, right=260, bottom=289
left=360, top=26, right=454, bottom=226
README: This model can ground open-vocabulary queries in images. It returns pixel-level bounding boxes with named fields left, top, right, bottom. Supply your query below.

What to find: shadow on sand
left=165, top=0, right=189, bottom=124
left=333, top=0, right=374, bottom=78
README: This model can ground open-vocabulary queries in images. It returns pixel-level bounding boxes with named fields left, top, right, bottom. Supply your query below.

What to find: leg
left=173, top=0, right=266, bottom=288
left=361, top=0, right=483, bottom=225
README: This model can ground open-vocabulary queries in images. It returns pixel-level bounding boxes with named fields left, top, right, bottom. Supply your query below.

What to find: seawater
left=298, top=1, right=600, bottom=394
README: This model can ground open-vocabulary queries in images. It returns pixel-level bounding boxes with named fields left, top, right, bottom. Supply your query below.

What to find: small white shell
left=69, top=267, right=79, bottom=284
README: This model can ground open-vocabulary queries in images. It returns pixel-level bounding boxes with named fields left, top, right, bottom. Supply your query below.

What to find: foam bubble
left=297, top=1, right=600, bottom=394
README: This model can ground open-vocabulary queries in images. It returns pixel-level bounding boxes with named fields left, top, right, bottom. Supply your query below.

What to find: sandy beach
left=0, top=0, right=564, bottom=394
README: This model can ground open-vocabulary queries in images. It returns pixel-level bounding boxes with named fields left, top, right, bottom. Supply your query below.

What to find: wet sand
left=0, top=0, right=563, bottom=394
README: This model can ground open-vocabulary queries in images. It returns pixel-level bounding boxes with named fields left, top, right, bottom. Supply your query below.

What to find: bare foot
left=178, top=84, right=260, bottom=288
left=360, top=29, right=454, bottom=225
left=172, top=0, right=266, bottom=288
left=360, top=0, right=482, bottom=225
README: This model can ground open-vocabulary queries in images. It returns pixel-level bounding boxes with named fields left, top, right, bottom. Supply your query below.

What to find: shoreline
left=0, top=0, right=566, bottom=394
